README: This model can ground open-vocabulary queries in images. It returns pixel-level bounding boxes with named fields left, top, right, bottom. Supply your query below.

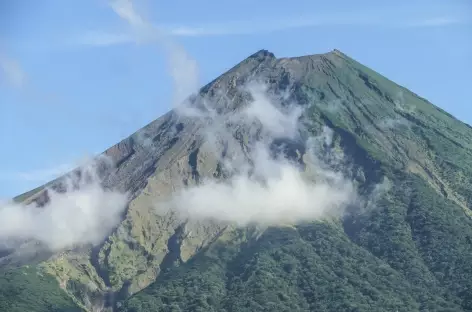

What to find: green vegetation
left=118, top=51, right=472, bottom=311
left=118, top=173, right=472, bottom=311
left=0, top=266, right=81, bottom=312
left=3, top=49, right=472, bottom=311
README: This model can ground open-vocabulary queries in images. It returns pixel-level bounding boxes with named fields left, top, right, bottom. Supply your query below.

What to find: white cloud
left=171, top=141, right=356, bottom=226
left=110, top=0, right=146, bottom=28
left=0, top=157, right=128, bottom=251
left=108, top=0, right=200, bottom=108
left=241, top=84, right=302, bottom=139
left=165, top=79, right=358, bottom=226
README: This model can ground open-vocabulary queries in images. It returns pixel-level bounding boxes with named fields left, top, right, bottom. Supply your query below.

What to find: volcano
left=2, top=49, right=472, bottom=312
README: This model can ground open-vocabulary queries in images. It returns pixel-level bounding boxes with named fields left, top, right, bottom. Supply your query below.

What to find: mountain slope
left=3, top=49, right=472, bottom=312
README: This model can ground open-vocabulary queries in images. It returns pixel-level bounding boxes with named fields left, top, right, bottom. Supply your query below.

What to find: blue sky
left=0, top=0, right=471, bottom=198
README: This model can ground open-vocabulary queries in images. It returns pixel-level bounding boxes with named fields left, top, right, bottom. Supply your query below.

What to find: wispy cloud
left=167, top=83, right=358, bottom=226
left=0, top=52, right=26, bottom=88
left=75, top=9, right=466, bottom=47
left=0, top=157, right=128, bottom=251
left=108, top=0, right=200, bottom=108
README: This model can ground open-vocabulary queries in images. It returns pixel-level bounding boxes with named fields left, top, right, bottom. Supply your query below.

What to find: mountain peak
left=248, top=49, right=276, bottom=60
left=247, top=48, right=343, bottom=61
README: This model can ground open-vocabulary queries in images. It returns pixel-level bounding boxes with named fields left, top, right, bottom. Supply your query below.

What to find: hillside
left=2, top=49, right=472, bottom=312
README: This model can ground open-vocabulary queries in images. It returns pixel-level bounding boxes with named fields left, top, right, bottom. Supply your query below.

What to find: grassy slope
left=119, top=52, right=472, bottom=311
left=0, top=266, right=81, bottom=312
